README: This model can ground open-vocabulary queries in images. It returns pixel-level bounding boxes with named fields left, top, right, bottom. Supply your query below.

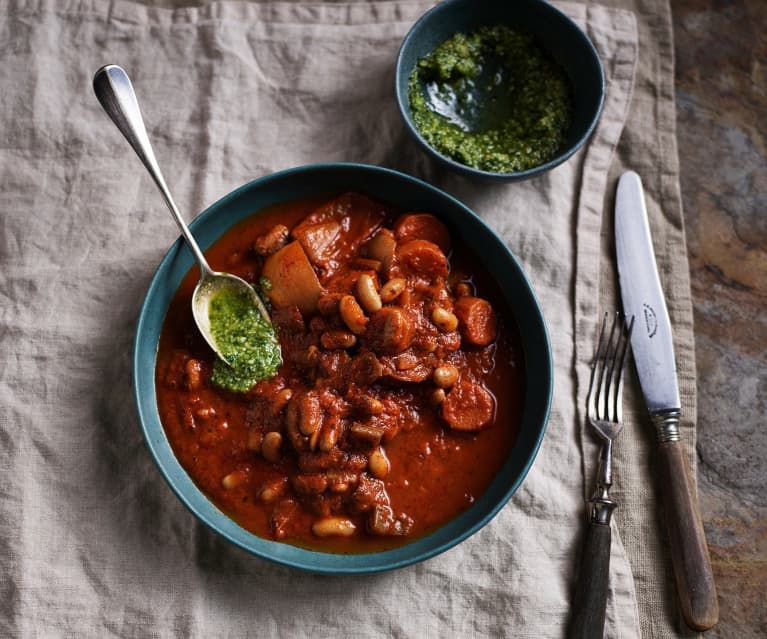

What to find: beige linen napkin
left=593, top=1, right=704, bottom=636
left=0, top=1, right=694, bottom=637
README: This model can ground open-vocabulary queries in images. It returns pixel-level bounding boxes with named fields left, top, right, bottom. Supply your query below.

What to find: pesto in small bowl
left=408, top=25, right=572, bottom=174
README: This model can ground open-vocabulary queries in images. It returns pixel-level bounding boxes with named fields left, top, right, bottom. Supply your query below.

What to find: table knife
left=615, top=171, right=718, bottom=631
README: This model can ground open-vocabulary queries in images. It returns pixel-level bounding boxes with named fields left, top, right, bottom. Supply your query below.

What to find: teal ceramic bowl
left=133, top=163, right=552, bottom=573
left=395, top=0, right=605, bottom=181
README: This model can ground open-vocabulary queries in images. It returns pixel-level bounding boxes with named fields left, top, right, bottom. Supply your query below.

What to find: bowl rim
left=133, top=162, right=553, bottom=574
left=394, top=0, right=606, bottom=180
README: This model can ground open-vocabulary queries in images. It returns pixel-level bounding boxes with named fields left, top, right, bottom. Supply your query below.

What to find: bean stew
left=155, top=192, right=525, bottom=553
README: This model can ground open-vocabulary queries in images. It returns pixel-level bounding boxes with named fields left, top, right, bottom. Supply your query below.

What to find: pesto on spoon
left=208, top=286, right=281, bottom=392
left=93, top=64, right=281, bottom=391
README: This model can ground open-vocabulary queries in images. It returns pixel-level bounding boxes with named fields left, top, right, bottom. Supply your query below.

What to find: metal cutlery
left=93, top=64, right=273, bottom=367
left=615, top=171, right=718, bottom=631
left=570, top=312, right=634, bottom=639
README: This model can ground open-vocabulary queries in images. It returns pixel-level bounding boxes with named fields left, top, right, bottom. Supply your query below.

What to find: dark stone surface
left=673, top=0, right=767, bottom=636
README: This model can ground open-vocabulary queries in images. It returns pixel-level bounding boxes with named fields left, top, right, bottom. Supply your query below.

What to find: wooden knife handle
left=570, top=520, right=611, bottom=639
left=658, top=440, right=719, bottom=630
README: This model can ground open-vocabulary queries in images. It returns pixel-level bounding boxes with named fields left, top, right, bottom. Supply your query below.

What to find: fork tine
left=613, top=315, right=634, bottom=423
left=602, top=313, right=622, bottom=421
left=603, top=313, right=633, bottom=422
left=586, top=312, right=609, bottom=421
left=597, top=314, right=620, bottom=421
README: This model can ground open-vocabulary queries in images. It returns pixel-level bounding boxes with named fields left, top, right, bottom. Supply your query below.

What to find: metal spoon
left=93, top=64, right=271, bottom=364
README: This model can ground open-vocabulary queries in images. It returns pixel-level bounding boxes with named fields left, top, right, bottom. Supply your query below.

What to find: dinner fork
left=570, top=312, right=634, bottom=639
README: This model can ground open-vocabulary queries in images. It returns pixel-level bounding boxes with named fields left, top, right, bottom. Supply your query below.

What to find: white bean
left=356, top=395, right=384, bottom=416
left=262, top=431, right=283, bottom=463
left=339, top=295, right=368, bottom=335
left=356, top=274, right=382, bottom=313
left=272, top=388, right=293, bottom=415
left=222, top=469, right=248, bottom=490
left=298, top=391, right=322, bottom=436
left=366, top=230, right=396, bottom=264
left=368, top=447, right=390, bottom=479
left=431, top=388, right=446, bottom=406
left=258, top=479, right=286, bottom=503
left=319, top=423, right=338, bottom=452
left=379, top=277, right=406, bottom=303
left=432, top=307, right=459, bottom=332
left=312, top=517, right=357, bottom=537
left=433, top=364, right=459, bottom=388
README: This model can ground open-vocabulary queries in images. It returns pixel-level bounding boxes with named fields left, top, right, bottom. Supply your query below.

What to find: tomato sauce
left=155, top=193, right=525, bottom=553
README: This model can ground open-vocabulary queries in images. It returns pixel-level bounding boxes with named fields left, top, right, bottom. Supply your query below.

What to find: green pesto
left=209, top=286, right=281, bottom=392
left=408, top=25, right=572, bottom=173
left=258, top=275, right=273, bottom=293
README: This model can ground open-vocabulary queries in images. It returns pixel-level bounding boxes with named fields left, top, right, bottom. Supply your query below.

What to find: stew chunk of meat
left=393, top=239, right=449, bottom=281
left=393, top=213, right=451, bottom=253
left=454, top=296, right=498, bottom=346
left=441, top=381, right=496, bottom=432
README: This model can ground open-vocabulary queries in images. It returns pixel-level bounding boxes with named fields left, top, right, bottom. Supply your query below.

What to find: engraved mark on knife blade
left=643, top=304, right=657, bottom=338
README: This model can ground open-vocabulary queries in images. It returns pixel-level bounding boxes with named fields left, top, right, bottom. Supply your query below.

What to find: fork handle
left=570, top=520, right=611, bottom=639
left=658, top=440, right=719, bottom=631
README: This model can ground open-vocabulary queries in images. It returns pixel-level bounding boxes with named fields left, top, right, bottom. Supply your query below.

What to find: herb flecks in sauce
left=408, top=25, right=572, bottom=173
left=209, top=286, right=281, bottom=392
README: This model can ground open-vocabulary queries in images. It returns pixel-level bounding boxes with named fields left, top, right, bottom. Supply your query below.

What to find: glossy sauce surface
left=155, top=194, right=525, bottom=553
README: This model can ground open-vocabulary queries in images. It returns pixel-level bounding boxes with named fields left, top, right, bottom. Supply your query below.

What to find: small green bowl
left=134, top=164, right=552, bottom=573
left=395, top=0, right=605, bottom=181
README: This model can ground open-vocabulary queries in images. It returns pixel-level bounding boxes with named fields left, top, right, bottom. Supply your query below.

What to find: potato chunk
left=292, top=192, right=386, bottom=279
left=262, top=241, right=322, bottom=315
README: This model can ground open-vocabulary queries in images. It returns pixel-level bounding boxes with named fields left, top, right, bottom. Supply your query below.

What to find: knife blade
left=615, top=172, right=680, bottom=414
left=615, top=171, right=719, bottom=631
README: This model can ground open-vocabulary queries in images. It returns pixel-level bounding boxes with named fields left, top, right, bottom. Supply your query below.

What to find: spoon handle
left=93, top=64, right=213, bottom=276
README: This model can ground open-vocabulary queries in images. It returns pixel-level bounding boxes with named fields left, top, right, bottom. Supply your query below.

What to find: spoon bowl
left=93, top=64, right=272, bottom=364
left=191, top=270, right=271, bottom=362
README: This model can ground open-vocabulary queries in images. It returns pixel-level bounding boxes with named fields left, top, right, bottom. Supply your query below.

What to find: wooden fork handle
left=658, top=440, right=719, bottom=631
left=570, top=520, right=611, bottom=639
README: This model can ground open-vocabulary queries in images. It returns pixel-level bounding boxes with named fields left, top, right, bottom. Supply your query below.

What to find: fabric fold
left=572, top=5, right=641, bottom=639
